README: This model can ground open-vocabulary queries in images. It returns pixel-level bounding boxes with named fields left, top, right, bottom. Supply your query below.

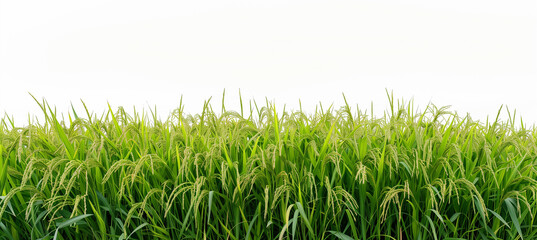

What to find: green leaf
left=430, top=209, right=444, bottom=225
left=449, top=212, right=461, bottom=222
left=47, top=105, right=75, bottom=160
left=291, top=209, right=299, bottom=240
left=56, top=214, right=93, bottom=229
left=245, top=211, right=259, bottom=240
left=296, top=202, right=316, bottom=238
left=329, top=231, right=354, bottom=240
left=127, top=222, right=148, bottom=240
left=505, top=198, right=523, bottom=239
left=487, top=208, right=510, bottom=229
left=207, top=191, right=214, bottom=224
left=474, top=195, right=487, bottom=226
left=0, top=221, right=15, bottom=240
left=54, top=214, right=93, bottom=240
left=178, top=202, right=194, bottom=239
left=425, top=215, right=438, bottom=240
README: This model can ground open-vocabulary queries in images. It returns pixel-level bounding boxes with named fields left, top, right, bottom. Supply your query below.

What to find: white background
left=1, top=1, right=536, bottom=126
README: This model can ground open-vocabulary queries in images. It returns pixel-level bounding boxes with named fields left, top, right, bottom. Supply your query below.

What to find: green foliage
left=1, top=95, right=536, bottom=239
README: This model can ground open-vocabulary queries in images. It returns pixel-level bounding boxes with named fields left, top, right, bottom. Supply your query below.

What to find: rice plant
left=0, top=93, right=536, bottom=239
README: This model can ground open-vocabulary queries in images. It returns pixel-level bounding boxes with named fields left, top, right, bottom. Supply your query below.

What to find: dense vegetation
left=1, top=95, right=536, bottom=239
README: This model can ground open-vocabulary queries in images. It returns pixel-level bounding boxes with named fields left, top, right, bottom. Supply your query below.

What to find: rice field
left=1, top=94, right=536, bottom=240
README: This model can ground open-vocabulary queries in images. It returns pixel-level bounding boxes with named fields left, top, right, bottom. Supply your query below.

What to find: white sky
left=1, top=0, right=536, bottom=126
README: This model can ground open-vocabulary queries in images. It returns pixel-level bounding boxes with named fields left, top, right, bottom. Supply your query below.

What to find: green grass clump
left=1, top=94, right=536, bottom=240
